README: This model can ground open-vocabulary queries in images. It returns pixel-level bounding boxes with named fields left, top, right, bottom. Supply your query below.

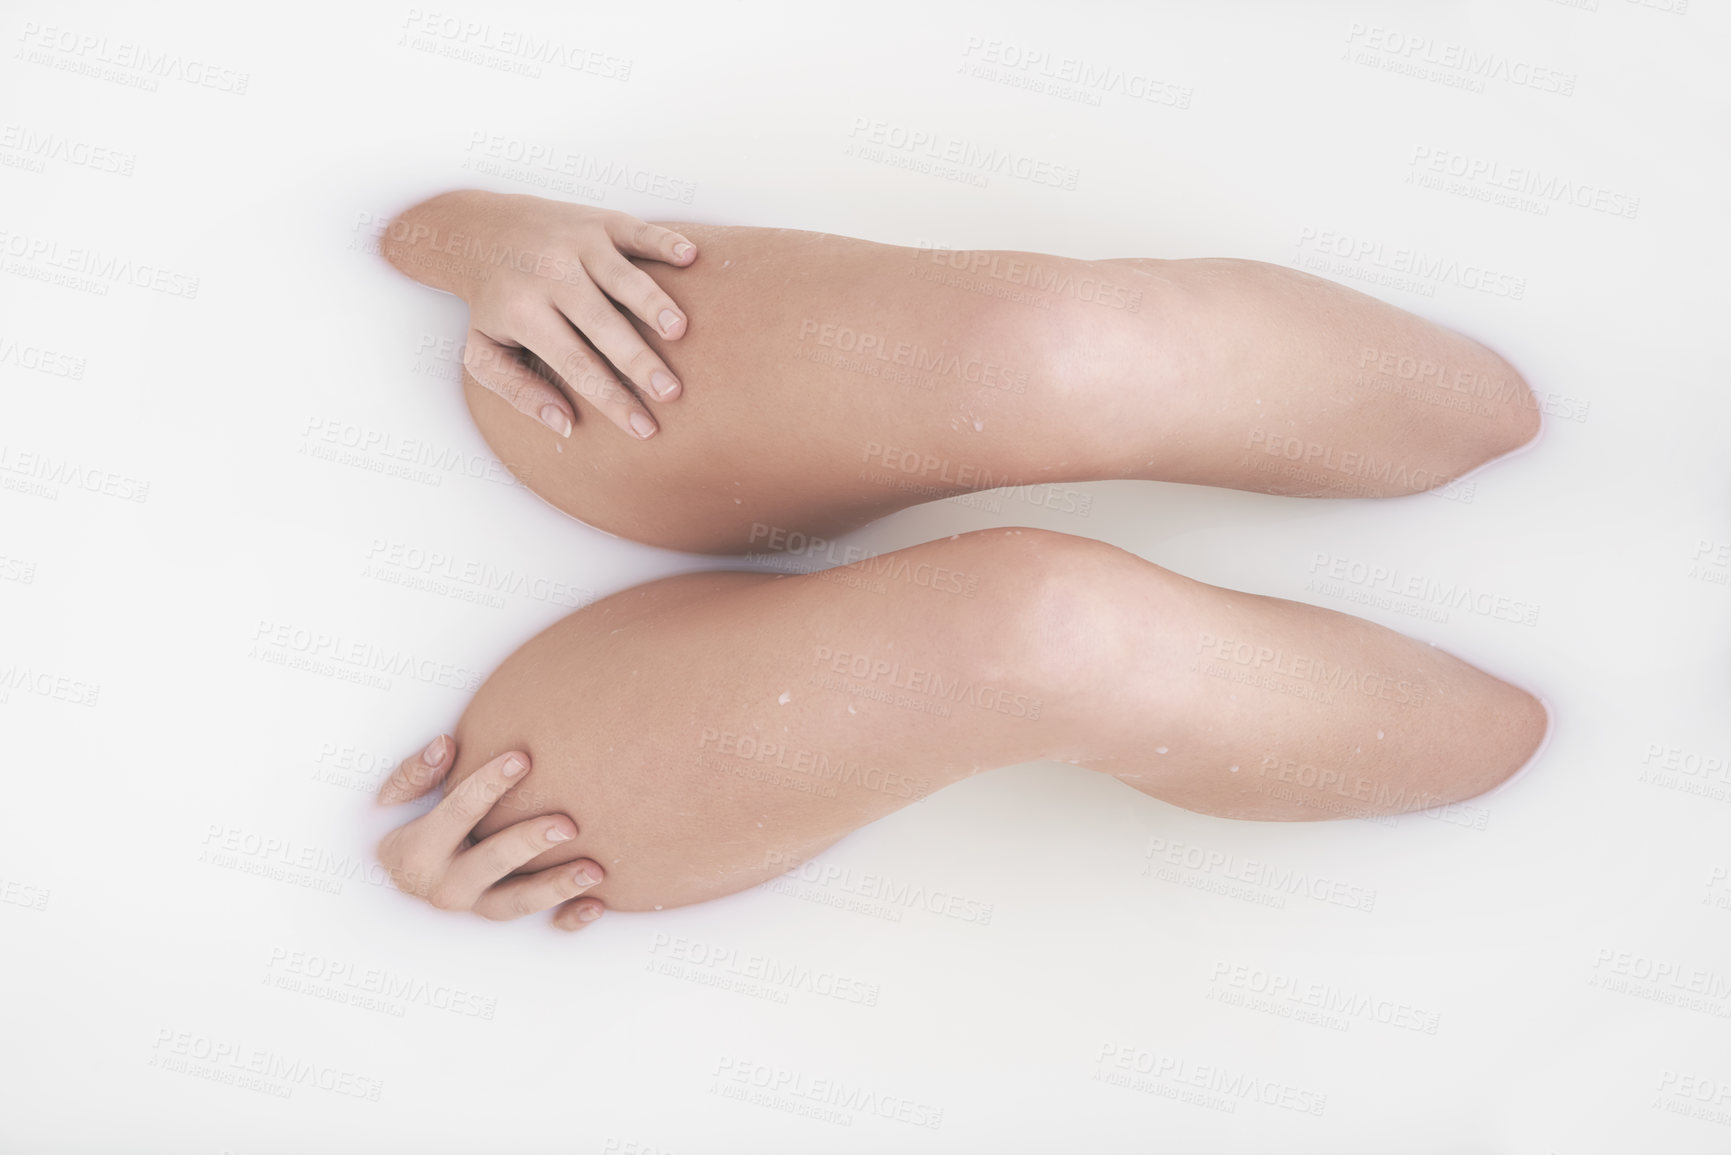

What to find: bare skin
left=370, top=196, right=1548, bottom=926
left=435, top=528, right=1547, bottom=913
left=378, top=195, right=1541, bottom=553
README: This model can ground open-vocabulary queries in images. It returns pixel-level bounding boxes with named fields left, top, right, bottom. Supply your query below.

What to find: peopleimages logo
left=796, top=318, right=1030, bottom=394
left=710, top=1057, right=944, bottom=1129
left=1195, top=633, right=1426, bottom=707
left=16, top=23, right=251, bottom=94
left=1294, top=228, right=1526, bottom=300
left=846, top=117, right=1080, bottom=190
left=1144, top=837, right=1378, bottom=913
left=1408, top=146, right=1639, bottom=219
left=1343, top=23, right=1577, bottom=96
left=958, top=37, right=1193, bottom=109
left=149, top=1030, right=383, bottom=1100
left=1307, top=552, right=1541, bottom=627
left=812, top=644, right=1042, bottom=719
left=698, top=728, right=931, bottom=800
left=0, top=229, right=199, bottom=297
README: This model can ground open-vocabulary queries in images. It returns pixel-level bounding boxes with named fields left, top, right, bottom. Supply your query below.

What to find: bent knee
left=929, top=528, right=1175, bottom=702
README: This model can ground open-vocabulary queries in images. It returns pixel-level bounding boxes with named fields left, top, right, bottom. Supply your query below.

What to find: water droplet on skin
left=653, top=905, right=663, bottom=910
left=847, top=703, right=857, bottom=714
left=1376, top=730, right=1385, bottom=739
left=972, top=418, right=984, bottom=431
left=1155, top=746, right=1169, bottom=754
left=778, top=691, right=792, bottom=705
left=1228, top=765, right=1239, bottom=773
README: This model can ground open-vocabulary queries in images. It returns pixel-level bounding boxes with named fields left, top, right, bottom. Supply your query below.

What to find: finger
left=602, top=214, right=696, bottom=270
left=473, top=859, right=605, bottom=923
left=550, top=896, right=607, bottom=932
left=554, top=278, right=682, bottom=402
left=583, top=249, right=690, bottom=344
left=378, top=734, right=453, bottom=806
left=462, top=329, right=576, bottom=438
left=434, top=815, right=579, bottom=911
left=519, top=310, right=659, bottom=440
left=408, top=748, right=532, bottom=857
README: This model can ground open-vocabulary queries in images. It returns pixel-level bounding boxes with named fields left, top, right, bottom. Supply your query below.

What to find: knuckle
left=401, top=848, right=441, bottom=881
left=391, top=861, right=435, bottom=897
left=557, top=346, right=597, bottom=384
left=574, top=299, right=615, bottom=333
left=439, top=793, right=486, bottom=831
left=502, top=296, right=541, bottom=328
left=596, top=258, right=637, bottom=294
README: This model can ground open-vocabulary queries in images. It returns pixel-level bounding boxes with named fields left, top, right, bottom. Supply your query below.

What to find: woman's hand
left=374, top=734, right=606, bottom=930
left=381, top=190, right=697, bottom=440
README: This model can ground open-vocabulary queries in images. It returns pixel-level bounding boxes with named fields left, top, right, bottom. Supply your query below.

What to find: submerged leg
left=443, top=529, right=1546, bottom=911
left=431, top=218, right=1539, bottom=552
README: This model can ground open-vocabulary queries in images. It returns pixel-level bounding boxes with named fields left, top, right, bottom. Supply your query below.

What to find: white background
left=2, top=1, right=1728, bottom=1151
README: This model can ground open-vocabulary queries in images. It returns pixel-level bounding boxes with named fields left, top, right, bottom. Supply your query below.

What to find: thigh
left=444, top=529, right=1082, bottom=910
left=463, top=225, right=1178, bottom=552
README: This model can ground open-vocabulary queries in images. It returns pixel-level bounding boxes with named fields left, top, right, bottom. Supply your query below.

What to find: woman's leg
left=444, top=528, right=1546, bottom=912
left=460, top=225, right=1540, bottom=553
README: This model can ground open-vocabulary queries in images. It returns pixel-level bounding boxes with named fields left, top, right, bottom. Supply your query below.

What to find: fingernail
left=672, top=242, right=694, bottom=261
left=502, top=755, right=528, bottom=778
left=577, top=903, right=602, bottom=920
left=629, top=412, right=657, bottom=439
left=546, top=825, right=573, bottom=843
left=657, top=308, right=682, bottom=335
left=539, top=405, right=573, bottom=437
left=650, top=370, right=680, bottom=400
left=575, top=866, right=601, bottom=885
left=421, top=735, right=448, bottom=766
